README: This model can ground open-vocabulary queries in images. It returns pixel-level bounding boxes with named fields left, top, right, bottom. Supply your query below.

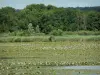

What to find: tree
left=35, top=25, right=40, bottom=33
left=0, top=4, right=100, bottom=33
left=87, top=11, right=100, bottom=31
left=76, top=10, right=83, bottom=31
left=0, top=7, right=16, bottom=32
left=82, top=14, right=87, bottom=30
left=28, top=23, right=35, bottom=35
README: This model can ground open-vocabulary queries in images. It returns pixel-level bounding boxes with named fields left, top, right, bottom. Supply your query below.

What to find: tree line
left=0, top=4, right=100, bottom=34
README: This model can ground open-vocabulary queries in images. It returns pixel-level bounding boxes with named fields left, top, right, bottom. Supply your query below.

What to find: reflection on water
left=0, top=60, right=100, bottom=75
left=42, top=66, right=100, bottom=75
left=72, top=72, right=100, bottom=75
left=45, top=66, right=100, bottom=70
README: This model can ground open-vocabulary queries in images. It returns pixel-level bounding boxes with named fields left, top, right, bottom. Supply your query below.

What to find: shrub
left=58, top=29, right=63, bottom=35
left=28, top=23, right=35, bottom=35
left=13, top=37, right=21, bottom=42
left=49, top=35, right=55, bottom=42
left=34, top=33, right=45, bottom=36
left=9, top=32, right=16, bottom=36
left=9, top=31, right=30, bottom=36
left=50, top=29, right=63, bottom=36
left=16, top=31, right=25, bottom=36
left=35, top=25, right=40, bottom=33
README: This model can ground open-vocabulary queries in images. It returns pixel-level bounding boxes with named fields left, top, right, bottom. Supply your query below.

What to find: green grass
left=64, top=31, right=100, bottom=35
left=0, top=35, right=100, bottom=42
left=0, top=41, right=100, bottom=66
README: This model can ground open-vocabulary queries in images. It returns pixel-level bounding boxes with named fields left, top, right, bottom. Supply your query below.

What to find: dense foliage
left=0, top=4, right=100, bottom=34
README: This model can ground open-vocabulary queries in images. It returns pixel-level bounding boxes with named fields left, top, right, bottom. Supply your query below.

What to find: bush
left=9, top=32, right=16, bottom=36
left=16, top=31, right=25, bottom=36
left=35, top=25, right=40, bottom=33
left=50, top=29, right=63, bottom=36
left=13, top=37, right=21, bottom=42
left=49, top=35, right=55, bottom=42
left=28, top=23, right=35, bottom=35
left=58, top=29, right=63, bottom=35
left=9, top=31, right=30, bottom=36
left=34, top=33, right=45, bottom=36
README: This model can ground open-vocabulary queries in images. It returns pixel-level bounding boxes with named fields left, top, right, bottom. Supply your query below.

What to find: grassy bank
left=0, top=35, right=100, bottom=42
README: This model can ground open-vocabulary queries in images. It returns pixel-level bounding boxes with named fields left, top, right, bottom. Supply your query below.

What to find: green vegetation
left=0, top=62, right=100, bottom=75
left=0, top=41, right=100, bottom=75
left=0, top=4, right=100, bottom=34
left=0, top=3, right=100, bottom=75
left=0, top=41, right=100, bottom=66
left=0, top=35, right=100, bottom=42
left=28, top=23, right=35, bottom=35
left=50, top=29, right=63, bottom=36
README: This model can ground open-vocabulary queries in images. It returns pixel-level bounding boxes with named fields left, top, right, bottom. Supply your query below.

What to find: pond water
left=41, top=66, right=100, bottom=75
left=43, top=66, right=100, bottom=70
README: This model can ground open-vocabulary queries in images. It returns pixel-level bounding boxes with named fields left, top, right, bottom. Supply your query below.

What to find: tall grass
left=63, top=31, right=100, bottom=35
left=0, top=35, right=100, bottom=42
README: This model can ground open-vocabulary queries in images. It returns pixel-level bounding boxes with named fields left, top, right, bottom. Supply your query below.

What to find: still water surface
left=43, top=66, right=100, bottom=70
